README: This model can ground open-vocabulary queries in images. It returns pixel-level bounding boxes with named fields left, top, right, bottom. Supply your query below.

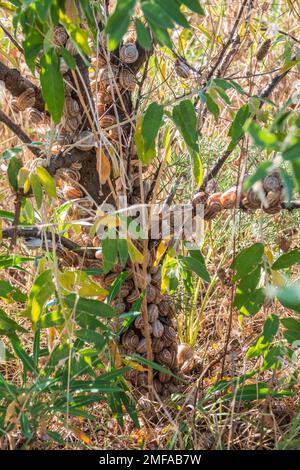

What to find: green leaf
left=75, top=329, right=106, bottom=348
left=65, top=295, right=116, bottom=318
left=135, top=18, right=151, bottom=50
left=0, top=308, right=27, bottom=334
left=36, top=166, right=57, bottom=199
left=179, top=255, right=210, bottom=283
left=247, top=121, right=278, bottom=148
left=23, top=29, right=43, bottom=72
left=60, top=47, right=76, bottom=69
left=30, top=173, right=43, bottom=209
left=224, top=383, right=291, bottom=401
left=135, top=115, right=156, bottom=164
left=283, top=138, right=300, bottom=161
left=263, top=314, right=279, bottom=342
left=155, top=0, right=190, bottom=28
left=204, top=92, right=220, bottom=120
left=232, top=243, right=264, bottom=280
left=0, top=254, right=34, bottom=269
left=172, top=99, right=198, bottom=152
left=108, top=271, right=129, bottom=304
left=243, top=161, right=273, bottom=191
left=102, top=233, right=118, bottom=273
left=142, top=102, right=164, bottom=151
left=10, top=337, right=37, bottom=375
left=40, top=49, right=64, bottom=123
left=105, top=0, right=136, bottom=50
left=227, top=104, right=250, bottom=150
left=272, top=250, right=300, bottom=270
left=142, top=2, right=174, bottom=29
left=281, top=318, right=300, bottom=343
left=129, top=354, right=188, bottom=383
left=7, top=157, right=22, bottom=191
left=181, top=0, right=205, bottom=15
left=29, top=270, right=55, bottom=324
left=277, top=283, right=300, bottom=313
left=20, top=413, right=32, bottom=440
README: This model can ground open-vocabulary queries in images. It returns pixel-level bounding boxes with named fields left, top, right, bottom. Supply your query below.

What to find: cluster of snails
left=192, top=169, right=284, bottom=220
left=11, top=87, right=47, bottom=125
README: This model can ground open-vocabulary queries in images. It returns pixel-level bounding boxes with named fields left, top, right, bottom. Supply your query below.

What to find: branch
left=0, top=109, right=41, bottom=157
left=200, top=54, right=297, bottom=191
left=0, top=60, right=44, bottom=111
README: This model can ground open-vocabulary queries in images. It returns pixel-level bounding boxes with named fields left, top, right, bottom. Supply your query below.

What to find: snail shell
left=121, top=329, right=139, bottom=351
left=204, top=193, right=223, bottom=220
left=57, top=129, right=73, bottom=146
left=75, top=130, right=95, bottom=151
left=60, top=58, right=69, bottom=75
left=263, top=170, right=282, bottom=193
left=162, top=325, right=177, bottom=343
left=137, top=372, right=148, bottom=387
left=136, top=338, right=147, bottom=354
left=119, top=43, right=139, bottom=64
left=151, top=269, right=162, bottom=287
left=159, top=300, right=175, bottom=318
left=192, top=191, right=209, bottom=208
left=104, top=272, right=120, bottom=286
left=147, top=304, right=159, bottom=323
left=97, top=102, right=106, bottom=116
left=177, top=343, right=194, bottom=369
left=65, top=38, right=78, bottom=55
left=71, top=161, right=83, bottom=171
left=17, top=88, right=35, bottom=111
left=62, top=185, right=83, bottom=199
left=119, top=68, right=137, bottom=91
left=28, top=107, right=44, bottom=124
left=62, top=168, right=81, bottom=182
left=124, top=369, right=138, bottom=383
left=62, top=115, right=81, bottom=133
left=64, top=97, right=80, bottom=118
left=134, top=315, right=144, bottom=330
left=220, top=188, right=237, bottom=209
left=98, top=65, right=118, bottom=89
left=156, top=348, right=176, bottom=368
left=99, top=114, right=117, bottom=129
left=264, top=190, right=282, bottom=214
left=95, top=250, right=103, bottom=260
left=168, top=383, right=179, bottom=394
left=113, top=300, right=126, bottom=315
left=174, top=60, right=191, bottom=79
left=141, top=324, right=153, bottom=337
left=11, top=97, right=20, bottom=113
left=146, top=284, right=157, bottom=303
left=152, top=337, right=165, bottom=354
left=242, top=188, right=261, bottom=209
left=126, top=289, right=140, bottom=303
left=152, top=319, right=164, bottom=338
left=153, top=379, right=163, bottom=394
left=158, top=371, right=171, bottom=383
left=64, top=76, right=73, bottom=96
left=53, top=26, right=68, bottom=47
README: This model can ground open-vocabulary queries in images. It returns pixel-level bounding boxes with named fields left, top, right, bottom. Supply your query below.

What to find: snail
left=174, top=60, right=191, bottom=79
left=62, top=115, right=81, bottom=133
left=204, top=193, right=223, bottom=220
left=257, top=39, right=271, bottom=61
left=136, top=338, right=147, bottom=354
left=16, top=88, right=35, bottom=111
left=75, top=130, right=95, bottom=151
left=99, top=114, right=117, bottom=129
left=98, top=65, right=118, bottom=89
left=119, top=43, right=139, bottom=64
left=64, top=97, right=80, bottom=118
left=263, top=170, right=282, bottom=193
left=53, top=26, right=68, bottom=47
left=220, top=188, right=237, bottom=209
left=65, top=38, right=78, bottom=56
left=121, top=329, right=139, bottom=351
left=28, top=108, right=45, bottom=125
left=60, top=58, right=69, bottom=75
left=152, top=337, right=165, bottom=354
left=62, top=185, right=83, bottom=199
left=152, top=319, right=164, bottom=338
left=241, top=188, right=261, bottom=210
left=147, top=304, right=159, bottom=323
left=119, top=68, right=137, bottom=91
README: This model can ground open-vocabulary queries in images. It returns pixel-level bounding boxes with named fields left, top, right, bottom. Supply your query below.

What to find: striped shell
left=147, top=304, right=159, bottom=323
left=53, top=26, right=68, bottom=46
left=152, top=337, right=165, bottom=354
left=99, top=114, right=117, bottom=128
left=62, top=185, right=83, bottom=199
left=136, top=338, right=147, bottom=354
left=65, top=38, right=78, bottom=55
left=220, top=188, right=237, bottom=209
left=62, top=115, right=81, bottom=133
left=158, top=371, right=171, bottom=383
left=242, top=189, right=261, bottom=209
left=98, top=65, right=118, bottom=88
left=156, top=348, right=176, bottom=368
left=17, top=88, right=35, bottom=111
left=174, top=60, right=191, bottom=79
left=152, top=319, right=164, bottom=338
left=263, top=170, right=282, bottom=193
left=127, top=289, right=140, bottom=303
left=204, top=193, right=223, bottom=219
left=119, top=68, right=137, bottom=91
left=119, top=43, right=139, bottom=64
left=146, top=284, right=157, bottom=303
left=64, top=97, right=80, bottom=118
left=75, top=130, right=95, bottom=151
left=60, top=58, right=69, bottom=75
left=121, top=329, right=139, bottom=351
left=28, top=107, right=44, bottom=124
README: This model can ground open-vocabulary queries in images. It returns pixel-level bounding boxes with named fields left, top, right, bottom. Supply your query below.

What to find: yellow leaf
left=154, top=240, right=168, bottom=266
left=123, top=358, right=147, bottom=372
left=36, top=166, right=57, bottom=199
left=58, top=270, right=108, bottom=297
left=65, top=0, right=79, bottom=23
left=271, top=270, right=285, bottom=287
left=127, top=239, right=144, bottom=264
left=264, top=246, right=273, bottom=264
left=69, top=425, right=92, bottom=446
left=96, top=149, right=111, bottom=184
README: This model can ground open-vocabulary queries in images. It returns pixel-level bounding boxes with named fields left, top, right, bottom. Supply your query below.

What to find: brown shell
left=71, top=161, right=83, bottom=171
left=151, top=269, right=162, bottom=287
left=11, top=97, right=20, bottom=113
left=17, top=88, right=35, bottom=111
left=119, top=68, right=137, bottom=91
left=220, top=189, right=237, bottom=209
left=256, top=39, right=271, bottom=61
left=134, top=315, right=144, bottom=330
left=57, top=130, right=72, bottom=146
left=163, top=325, right=177, bottom=343
left=147, top=304, right=159, bottom=323
left=75, top=130, right=95, bottom=151
left=62, top=168, right=81, bottom=182
left=62, top=185, right=83, bottom=199
left=177, top=343, right=194, bottom=369
left=64, top=97, right=80, bottom=118
left=263, top=170, right=282, bottom=193
left=136, top=338, right=147, bottom=354
left=119, top=43, right=139, bottom=64
left=53, top=26, right=68, bottom=47
left=60, top=58, right=69, bottom=75
left=156, top=348, right=176, bottom=368
left=97, top=102, right=106, bottom=116
left=158, top=371, right=171, bottom=383
left=62, top=115, right=81, bottom=133
left=99, top=114, right=117, bottom=128
left=113, top=301, right=126, bottom=315
left=28, top=107, right=44, bottom=124
left=121, top=329, right=139, bottom=351
left=126, top=289, right=140, bottom=303
left=153, top=379, right=163, bottom=394
left=192, top=191, right=209, bottom=208
left=98, top=65, right=118, bottom=89
left=152, top=319, right=164, bottom=338
left=146, top=284, right=157, bottom=303
left=204, top=193, right=223, bottom=219
left=65, top=38, right=77, bottom=55
left=174, top=60, right=191, bottom=79
left=152, top=337, right=165, bottom=354
left=242, top=189, right=261, bottom=209
left=159, top=300, right=175, bottom=318
left=168, top=383, right=179, bottom=394
left=64, top=76, right=73, bottom=96
left=137, top=372, right=148, bottom=387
